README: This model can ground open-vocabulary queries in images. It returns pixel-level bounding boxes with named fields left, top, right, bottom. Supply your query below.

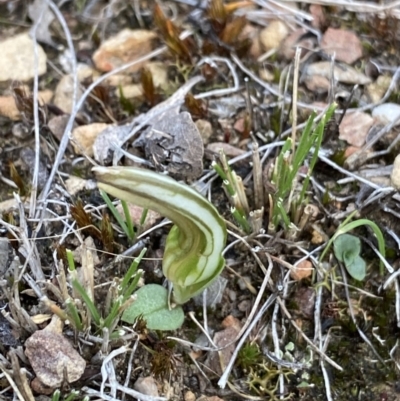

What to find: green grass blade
left=66, top=249, right=76, bottom=271
left=120, top=248, right=146, bottom=292
left=72, top=279, right=101, bottom=326
left=122, top=271, right=143, bottom=302
left=140, top=208, right=148, bottom=226
left=102, top=296, right=123, bottom=329
left=65, top=298, right=83, bottom=331
left=51, top=390, right=60, bottom=401
left=64, top=391, right=79, bottom=401
left=231, top=207, right=251, bottom=233
left=121, top=199, right=135, bottom=241
left=100, top=190, right=131, bottom=238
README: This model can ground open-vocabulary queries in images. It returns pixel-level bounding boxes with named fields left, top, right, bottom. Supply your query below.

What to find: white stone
left=372, top=103, right=400, bottom=125
left=0, top=32, right=47, bottom=82
left=259, top=20, right=289, bottom=51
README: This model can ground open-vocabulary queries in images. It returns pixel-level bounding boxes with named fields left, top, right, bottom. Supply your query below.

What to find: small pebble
left=372, top=103, right=400, bottom=125
left=184, top=390, right=196, bottom=401
left=134, top=376, right=159, bottom=397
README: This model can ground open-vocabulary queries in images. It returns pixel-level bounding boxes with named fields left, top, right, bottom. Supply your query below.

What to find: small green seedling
left=320, top=211, right=386, bottom=279
left=333, top=234, right=366, bottom=281
left=51, top=389, right=87, bottom=401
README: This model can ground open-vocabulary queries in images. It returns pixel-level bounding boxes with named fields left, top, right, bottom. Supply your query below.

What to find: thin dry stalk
left=100, top=345, right=124, bottom=398
left=29, top=6, right=44, bottom=220
left=122, top=336, right=140, bottom=401
left=271, top=299, right=285, bottom=395
left=188, top=311, right=218, bottom=348
left=9, top=351, right=35, bottom=401
left=289, top=0, right=400, bottom=16
left=249, top=208, right=264, bottom=234
left=291, top=47, right=301, bottom=153
left=252, top=139, right=264, bottom=211
left=0, top=362, right=26, bottom=401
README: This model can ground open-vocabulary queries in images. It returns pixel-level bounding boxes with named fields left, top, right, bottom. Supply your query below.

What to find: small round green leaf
left=333, top=234, right=361, bottom=263
left=345, top=255, right=366, bottom=281
left=333, top=234, right=366, bottom=281
left=122, top=284, right=184, bottom=331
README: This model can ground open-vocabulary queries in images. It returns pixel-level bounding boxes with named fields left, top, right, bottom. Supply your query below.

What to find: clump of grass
left=212, top=151, right=251, bottom=233
left=48, top=248, right=145, bottom=336
left=269, top=103, right=337, bottom=233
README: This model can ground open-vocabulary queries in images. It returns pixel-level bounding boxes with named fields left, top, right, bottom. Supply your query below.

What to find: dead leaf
left=140, top=112, right=204, bottom=180
left=93, top=123, right=133, bottom=163
left=30, top=314, right=52, bottom=324
left=94, top=76, right=204, bottom=165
